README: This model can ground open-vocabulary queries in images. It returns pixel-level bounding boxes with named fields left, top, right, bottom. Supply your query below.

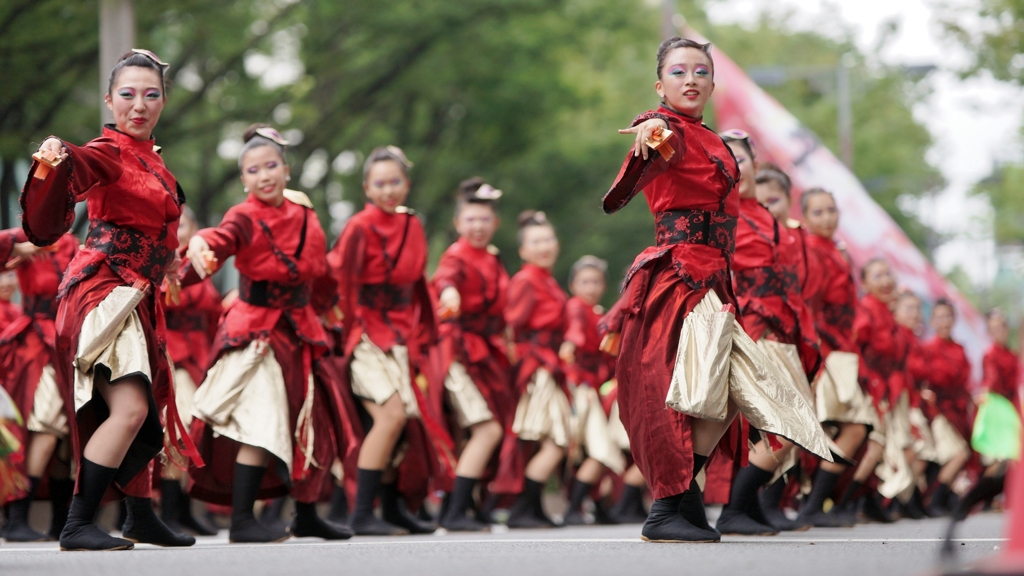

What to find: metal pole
left=836, top=53, right=854, bottom=170
left=99, top=0, right=136, bottom=127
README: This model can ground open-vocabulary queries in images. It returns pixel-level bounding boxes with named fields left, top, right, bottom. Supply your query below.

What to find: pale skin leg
left=454, top=420, right=503, bottom=479
left=236, top=444, right=270, bottom=467
left=691, top=402, right=740, bottom=457
left=623, top=464, right=646, bottom=488
left=81, top=377, right=150, bottom=468
left=937, top=450, right=970, bottom=485
left=524, top=438, right=564, bottom=483
left=357, top=394, right=407, bottom=470
left=25, top=432, right=58, bottom=478
left=821, top=423, right=867, bottom=474
left=575, top=458, right=605, bottom=485
left=853, top=440, right=884, bottom=482
left=748, top=437, right=796, bottom=472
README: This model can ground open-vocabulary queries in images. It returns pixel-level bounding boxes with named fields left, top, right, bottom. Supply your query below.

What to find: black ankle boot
left=760, top=477, right=802, bottom=532
left=641, top=494, right=720, bottom=543
left=715, top=465, right=777, bottom=536
left=926, top=483, right=952, bottom=517
left=609, top=484, right=648, bottom=524
left=858, top=492, right=894, bottom=524
left=440, top=476, right=489, bottom=532
left=327, top=484, right=349, bottom=525
left=562, top=479, right=594, bottom=526
left=291, top=501, right=353, bottom=540
left=59, top=460, right=134, bottom=551
left=160, top=479, right=217, bottom=536
left=179, top=491, right=218, bottom=536
left=831, top=480, right=861, bottom=527
left=48, top=477, right=75, bottom=540
left=952, top=476, right=1005, bottom=521
left=794, top=469, right=844, bottom=528
left=381, top=482, right=435, bottom=534
left=228, top=463, right=289, bottom=544
left=259, top=497, right=288, bottom=534
left=678, top=454, right=715, bottom=533
left=507, top=479, right=552, bottom=529
left=348, top=469, right=407, bottom=536
left=4, top=476, right=48, bottom=542
left=122, top=497, right=196, bottom=547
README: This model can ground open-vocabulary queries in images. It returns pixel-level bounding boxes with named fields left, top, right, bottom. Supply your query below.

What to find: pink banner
left=690, top=29, right=989, bottom=378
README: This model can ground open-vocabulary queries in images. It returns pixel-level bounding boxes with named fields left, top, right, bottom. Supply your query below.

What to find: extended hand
left=618, top=118, right=669, bottom=160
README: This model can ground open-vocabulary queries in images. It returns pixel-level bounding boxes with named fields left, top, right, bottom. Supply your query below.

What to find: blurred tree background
left=0, top=0, right=949, bottom=304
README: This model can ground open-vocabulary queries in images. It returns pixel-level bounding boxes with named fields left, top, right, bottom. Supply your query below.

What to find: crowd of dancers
left=0, top=39, right=1017, bottom=551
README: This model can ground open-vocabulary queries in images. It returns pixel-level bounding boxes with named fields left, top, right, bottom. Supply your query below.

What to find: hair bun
left=517, top=210, right=547, bottom=229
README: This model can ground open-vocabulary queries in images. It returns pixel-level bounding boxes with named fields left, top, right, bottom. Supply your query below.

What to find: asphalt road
left=0, top=512, right=1008, bottom=576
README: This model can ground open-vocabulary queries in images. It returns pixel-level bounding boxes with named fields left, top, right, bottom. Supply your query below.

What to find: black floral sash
left=358, top=283, right=413, bottom=310
left=238, top=275, right=310, bottom=309
left=654, top=209, right=736, bottom=253
left=734, top=265, right=798, bottom=298
left=85, top=219, right=174, bottom=285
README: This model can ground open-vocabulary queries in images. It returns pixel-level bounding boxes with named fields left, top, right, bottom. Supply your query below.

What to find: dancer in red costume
left=22, top=50, right=198, bottom=551
left=329, top=147, right=447, bottom=536
left=798, top=188, right=870, bottom=528
left=0, top=228, right=76, bottom=542
left=604, top=38, right=741, bottom=543
left=503, top=211, right=571, bottom=529
left=0, top=272, right=20, bottom=332
left=920, top=299, right=973, bottom=516
left=185, top=125, right=352, bottom=543
left=431, top=178, right=511, bottom=532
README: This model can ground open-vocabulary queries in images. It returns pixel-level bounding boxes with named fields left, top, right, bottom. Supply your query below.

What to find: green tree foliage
left=941, top=0, right=1024, bottom=85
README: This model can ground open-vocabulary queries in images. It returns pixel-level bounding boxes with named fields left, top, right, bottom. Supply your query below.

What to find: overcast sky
left=705, top=0, right=1024, bottom=285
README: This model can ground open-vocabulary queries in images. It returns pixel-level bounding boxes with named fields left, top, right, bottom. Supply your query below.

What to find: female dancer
left=0, top=229, right=77, bottom=541
left=503, top=211, right=571, bottom=528
left=561, top=255, right=625, bottom=525
left=431, top=178, right=511, bottom=532
left=798, top=188, right=870, bottom=528
left=714, top=134, right=821, bottom=536
left=159, top=206, right=220, bottom=536
left=891, top=290, right=932, bottom=519
left=22, top=50, right=197, bottom=551
left=920, top=299, right=973, bottom=516
left=185, top=125, right=351, bottom=543
left=604, top=37, right=742, bottom=543
left=329, top=146, right=444, bottom=536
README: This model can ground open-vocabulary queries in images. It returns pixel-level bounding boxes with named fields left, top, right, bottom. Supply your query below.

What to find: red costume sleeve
left=598, top=295, right=627, bottom=337
left=328, top=221, right=367, bottom=343
left=432, top=252, right=463, bottom=294
left=982, top=349, right=1000, bottom=395
left=564, top=298, right=589, bottom=348
left=602, top=112, right=689, bottom=214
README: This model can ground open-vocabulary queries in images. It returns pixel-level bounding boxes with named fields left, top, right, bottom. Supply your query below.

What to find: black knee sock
left=160, top=479, right=183, bottom=523
left=801, top=469, right=840, bottom=516
left=49, top=477, right=74, bottom=536
left=66, top=459, right=118, bottom=527
left=293, top=501, right=318, bottom=523
left=760, top=476, right=786, bottom=510
left=619, top=484, right=644, bottom=510
left=930, top=482, right=952, bottom=509
left=9, top=476, right=41, bottom=526
left=230, top=463, right=267, bottom=525
left=327, top=484, right=349, bottom=523
left=723, top=464, right=774, bottom=515
left=443, top=476, right=478, bottom=521
left=838, top=479, right=863, bottom=508
left=567, top=479, right=593, bottom=514
left=352, top=469, right=383, bottom=520
left=692, top=454, right=709, bottom=485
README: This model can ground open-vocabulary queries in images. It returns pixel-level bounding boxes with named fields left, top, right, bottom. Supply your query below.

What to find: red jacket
left=805, top=234, right=857, bottom=356
left=505, top=263, right=567, bottom=392
left=921, top=336, right=973, bottom=436
left=981, top=343, right=1018, bottom=401
left=564, top=296, right=613, bottom=387
left=854, top=293, right=900, bottom=407
left=165, top=278, right=221, bottom=385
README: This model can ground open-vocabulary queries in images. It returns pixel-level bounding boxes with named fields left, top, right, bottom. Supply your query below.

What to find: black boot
left=760, top=476, right=803, bottom=532
left=678, top=454, right=715, bottom=533
left=326, top=484, right=349, bottom=526
left=952, top=476, right=1005, bottom=521
left=348, top=469, right=407, bottom=536
left=47, top=477, right=75, bottom=540
left=507, top=479, right=553, bottom=529
left=178, top=491, right=218, bottom=536
left=831, top=480, right=861, bottom=527
left=794, top=469, right=844, bottom=528
left=59, top=460, right=134, bottom=551
left=715, top=465, right=777, bottom=536
left=381, top=482, right=436, bottom=534
left=858, top=492, right=894, bottom=524
left=228, top=463, right=289, bottom=543
left=926, top=483, right=952, bottom=517
left=259, top=497, right=288, bottom=534
left=4, top=476, right=48, bottom=542
left=160, top=479, right=217, bottom=536
left=593, top=498, right=620, bottom=525
left=562, top=479, right=593, bottom=526
left=440, top=476, right=489, bottom=532
left=291, top=501, right=353, bottom=540
left=906, top=489, right=929, bottom=519
left=609, top=484, right=648, bottom=524
left=641, top=494, right=720, bottom=543
left=121, top=497, right=196, bottom=547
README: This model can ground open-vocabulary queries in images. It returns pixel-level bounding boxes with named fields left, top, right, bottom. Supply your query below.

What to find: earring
left=286, top=176, right=291, bottom=182
left=244, top=187, right=249, bottom=192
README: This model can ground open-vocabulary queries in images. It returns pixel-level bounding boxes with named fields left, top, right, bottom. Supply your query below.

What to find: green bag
left=971, top=392, right=1022, bottom=461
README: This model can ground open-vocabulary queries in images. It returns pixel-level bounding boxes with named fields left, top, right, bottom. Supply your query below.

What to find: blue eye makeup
left=118, top=89, right=135, bottom=99
left=695, top=66, right=710, bottom=77
left=144, top=89, right=161, bottom=100
left=668, top=65, right=686, bottom=77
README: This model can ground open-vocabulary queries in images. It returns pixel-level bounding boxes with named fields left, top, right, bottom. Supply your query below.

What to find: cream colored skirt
left=445, top=361, right=493, bottom=429
left=171, top=368, right=198, bottom=429
left=874, top=404, right=914, bottom=498
left=26, top=364, right=68, bottom=437
left=512, top=368, right=572, bottom=448
left=931, top=414, right=969, bottom=466
left=572, top=385, right=625, bottom=474
left=607, top=400, right=631, bottom=452
left=815, top=351, right=879, bottom=429
left=909, top=406, right=939, bottom=463
left=191, top=340, right=296, bottom=475
left=349, top=336, right=420, bottom=418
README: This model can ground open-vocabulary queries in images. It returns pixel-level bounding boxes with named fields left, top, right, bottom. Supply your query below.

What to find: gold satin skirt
left=909, top=406, right=939, bottom=463
left=573, top=385, right=625, bottom=474
left=931, top=414, right=969, bottom=465
left=512, top=368, right=572, bottom=448
left=73, top=285, right=151, bottom=413
left=192, top=340, right=294, bottom=474
left=349, top=336, right=420, bottom=418
left=26, top=364, right=68, bottom=437
left=445, top=361, right=493, bottom=429
left=814, top=351, right=879, bottom=428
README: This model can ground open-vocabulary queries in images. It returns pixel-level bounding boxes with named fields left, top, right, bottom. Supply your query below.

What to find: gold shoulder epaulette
left=395, top=206, right=416, bottom=215
left=283, top=189, right=314, bottom=209
left=786, top=218, right=801, bottom=229
left=486, top=244, right=500, bottom=256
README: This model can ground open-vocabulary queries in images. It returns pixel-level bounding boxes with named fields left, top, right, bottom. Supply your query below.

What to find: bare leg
left=937, top=450, right=970, bottom=485
left=748, top=437, right=795, bottom=473
left=82, top=376, right=150, bottom=467
left=525, top=438, right=565, bottom=483
left=25, top=432, right=59, bottom=478
left=853, top=440, right=884, bottom=482
left=576, top=457, right=606, bottom=485
left=236, top=444, right=269, bottom=467
left=691, top=402, right=739, bottom=457
left=623, top=464, right=646, bottom=488
left=357, top=395, right=407, bottom=470
left=454, top=420, right=503, bottom=479
left=821, top=423, right=866, bottom=474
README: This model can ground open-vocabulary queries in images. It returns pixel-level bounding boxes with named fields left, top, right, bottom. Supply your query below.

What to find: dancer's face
left=519, top=225, right=559, bottom=271
left=656, top=47, right=714, bottom=118
left=803, top=193, right=839, bottom=239
left=988, top=314, right=1009, bottom=347
left=727, top=142, right=756, bottom=199
left=894, top=295, right=922, bottom=331
left=454, top=203, right=499, bottom=250
left=862, top=260, right=896, bottom=304
left=240, top=145, right=289, bottom=208
left=570, top=267, right=605, bottom=307
left=364, top=160, right=410, bottom=215
left=757, top=180, right=791, bottom=221
left=931, top=304, right=955, bottom=339
left=0, top=271, right=16, bottom=302
left=105, top=66, right=165, bottom=141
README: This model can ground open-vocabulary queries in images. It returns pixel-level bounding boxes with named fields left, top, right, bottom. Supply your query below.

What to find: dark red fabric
left=921, top=336, right=973, bottom=439
left=164, top=278, right=221, bottom=386
left=21, top=126, right=194, bottom=498
left=982, top=343, right=1019, bottom=402
left=781, top=222, right=826, bottom=312
left=855, top=294, right=900, bottom=410
left=564, top=297, right=614, bottom=387
left=0, top=300, right=21, bottom=333
left=804, top=234, right=857, bottom=356
left=901, top=326, right=928, bottom=408
left=603, top=106, right=742, bottom=500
